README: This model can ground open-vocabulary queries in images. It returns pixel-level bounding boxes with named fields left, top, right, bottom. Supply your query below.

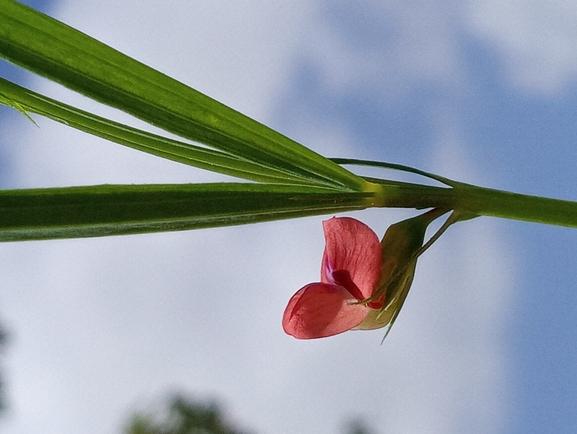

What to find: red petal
left=282, top=282, right=370, bottom=339
left=320, top=217, right=381, bottom=300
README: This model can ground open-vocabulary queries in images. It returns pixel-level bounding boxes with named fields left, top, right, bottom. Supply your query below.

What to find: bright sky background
left=1, top=1, right=577, bottom=433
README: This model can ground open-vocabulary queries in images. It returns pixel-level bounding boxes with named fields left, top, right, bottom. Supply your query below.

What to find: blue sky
left=1, top=1, right=577, bottom=433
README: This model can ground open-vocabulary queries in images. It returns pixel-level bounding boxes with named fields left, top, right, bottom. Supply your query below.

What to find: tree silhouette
left=124, top=394, right=377, bottom=434
left=124, top=395, right=249, bottom=434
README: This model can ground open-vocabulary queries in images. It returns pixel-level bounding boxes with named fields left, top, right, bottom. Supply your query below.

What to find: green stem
left=330, top=157, right=458, bottom=187
left=454, top=184, right=577, bottom=227
left=373, top=179, right=577, bottom=228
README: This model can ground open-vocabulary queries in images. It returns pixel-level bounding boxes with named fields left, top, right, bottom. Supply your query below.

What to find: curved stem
left=330, top=157, right=459, bottom=187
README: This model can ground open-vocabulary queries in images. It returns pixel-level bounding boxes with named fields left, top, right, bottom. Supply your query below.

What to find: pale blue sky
left=1, top=1, right=577, bottom=433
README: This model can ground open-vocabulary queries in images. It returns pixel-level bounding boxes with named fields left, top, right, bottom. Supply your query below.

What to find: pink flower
left=282, top=210, right=445, bottom=339
left=282, top=217, right=383, bottom=339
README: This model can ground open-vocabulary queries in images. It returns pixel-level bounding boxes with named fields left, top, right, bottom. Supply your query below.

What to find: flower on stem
left=282, top=209, right=446, bottom=339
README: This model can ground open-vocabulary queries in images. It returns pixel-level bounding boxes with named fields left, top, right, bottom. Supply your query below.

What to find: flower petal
left=320, top=217, right=381, bottom=300
left=282, top=282, right=370, bottom=339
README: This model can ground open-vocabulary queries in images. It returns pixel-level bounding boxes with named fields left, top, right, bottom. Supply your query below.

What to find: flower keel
left=282, top=283, right=370, bottom=339
left=282, top=217, right=381, bottom=339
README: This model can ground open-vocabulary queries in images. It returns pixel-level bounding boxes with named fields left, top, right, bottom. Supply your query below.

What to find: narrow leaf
left=0, top=183, right=374, bottom=241
left=0, top=76, right=309, bottom=184
left=0, top=0, right=368, bottom=190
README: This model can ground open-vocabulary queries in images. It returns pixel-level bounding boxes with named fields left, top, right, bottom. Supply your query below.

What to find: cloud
left=0, top=1, right=512, bottom=434
left=298, top=1, right=463, bottom=101
left=467, top=0, right=577, bottom=94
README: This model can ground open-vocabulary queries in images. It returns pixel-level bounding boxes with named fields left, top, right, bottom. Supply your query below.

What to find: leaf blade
left=0, top=76, right=309, bottom=184
left=0, top=0, right=368, bottom=190
left=0, top=183, right=375, bottom=241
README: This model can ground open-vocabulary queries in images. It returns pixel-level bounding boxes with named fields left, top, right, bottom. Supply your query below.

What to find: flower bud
left=355, top=208, right=444, bottom=331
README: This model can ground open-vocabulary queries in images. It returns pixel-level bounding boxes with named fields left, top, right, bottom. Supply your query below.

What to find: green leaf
left=0, top=183, right=375, bottom=241
left=0, top=76, right=308, bottom=184
left=0, top=0, right=368, bottom=190
left=0, top=84, right=37, bottom=125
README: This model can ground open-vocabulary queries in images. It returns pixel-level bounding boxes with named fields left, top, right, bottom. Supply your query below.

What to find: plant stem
left=372, top=179, right=577, bottom=228
left=454, top=183, right=577, bottom=227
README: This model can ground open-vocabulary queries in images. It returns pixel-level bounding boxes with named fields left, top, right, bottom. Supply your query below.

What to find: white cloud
left=0, top=1, right=512, bottom=434
left=467, top=0, right=577, bottom=94
left=300, top=1, right=463, bottom=101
